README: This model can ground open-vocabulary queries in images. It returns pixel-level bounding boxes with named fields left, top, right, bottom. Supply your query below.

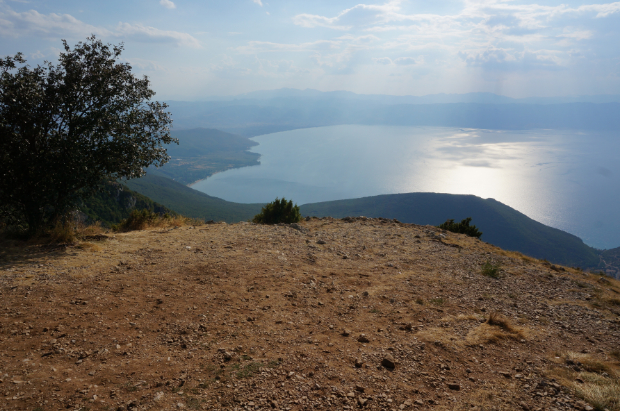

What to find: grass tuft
left=116, top=209, right=201, bottom=231
left=481, top=260, right=501, bottom=278
left=549, top=352, right=620, bottom=411
left=466, top=312, right=526, bottom=345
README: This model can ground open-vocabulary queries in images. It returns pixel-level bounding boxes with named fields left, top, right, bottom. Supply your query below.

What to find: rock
left=317, top=240, right=326, bottom=245
left=153, top=392, right=164, bottom=402
left=355, top=384, right=365, bottom=393
left=499, top=371, right=512, bottom=378
left=223, top=352, right=233, bottom=361
left=519, top=401, right=530, bottom=410
left=447, top=383, right=460, bottom=391
left=354, top=358, right=364, bottom=368
left=357, top=334, right=370, bottom=343
left=415, top=400, right=424, bottom=406
left=358, top=397, right=368, bottom=407
left=341, top=329, right=351, bottom=337
left=381, top=355, right=396, bottom=369
left=597, top=276, right=611, bottom=285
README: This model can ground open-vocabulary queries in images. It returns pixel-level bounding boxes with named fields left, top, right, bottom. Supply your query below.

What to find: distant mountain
left=600, top=247, right=620, bottom=279
left=300, top=193, right=602, bottom=269
left=167, top=95, right=620, bottom=137
left=196, top=88, right=620, bottom=105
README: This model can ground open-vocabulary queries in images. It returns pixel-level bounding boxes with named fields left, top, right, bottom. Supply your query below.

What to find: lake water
left=192, top=125, right=620, bottom=250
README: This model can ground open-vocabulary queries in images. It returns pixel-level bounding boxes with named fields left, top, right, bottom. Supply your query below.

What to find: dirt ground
left=0, top=217, right=619, bottom=411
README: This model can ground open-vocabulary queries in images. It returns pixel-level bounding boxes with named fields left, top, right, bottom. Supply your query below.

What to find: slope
left=80, top=181, right=174, bottom=227
left=301, top=192, right=601, bottom=268
left=123, top=173, right=263, bottom=223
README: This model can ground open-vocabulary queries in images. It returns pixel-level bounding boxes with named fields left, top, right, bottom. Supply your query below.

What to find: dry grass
left=47, top=220, right=77, bottom=243
left=117, top=209, right=200, bottom=231
left=549, top=352, right=620, bottom=411
left=466, top=312, right=526, bottom=345
left=75, top=242, right=102, bottom=252
left=77, top=221, right=105, bottom=237
left=440, top=313, right=482, bottom=322
left=497, top=249, right=536, bottom=264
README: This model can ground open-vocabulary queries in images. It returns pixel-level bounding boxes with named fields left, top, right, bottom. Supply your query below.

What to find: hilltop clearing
left=0, top=218, right=619, bottom=411
left=301, top=193, right=602, bottom=270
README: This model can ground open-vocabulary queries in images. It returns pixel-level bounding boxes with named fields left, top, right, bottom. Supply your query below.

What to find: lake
left=191, top=125, right=620, bottom=250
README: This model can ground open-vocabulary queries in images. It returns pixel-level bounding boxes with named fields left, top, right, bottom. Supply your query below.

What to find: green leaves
left=438, top=217, right=483, bottom=239
left=0, top=36, right=176, bottom=232
left=252, top=198, right=302, bottom=225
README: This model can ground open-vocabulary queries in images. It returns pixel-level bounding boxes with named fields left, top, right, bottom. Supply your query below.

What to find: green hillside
left=123, top=173, right=263, bottom=223
left=300, top=193, right=601, bottom=269
left=80, top=182, right=174, bottom=227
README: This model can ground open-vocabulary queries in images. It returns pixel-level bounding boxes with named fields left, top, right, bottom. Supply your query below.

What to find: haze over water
left=192, top=125, right=620, bottom=250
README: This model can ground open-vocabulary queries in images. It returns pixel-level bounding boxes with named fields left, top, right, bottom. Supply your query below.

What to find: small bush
left=119, top=209, right=160, bottom=231
left=116, top=209, right=200, bottom=231
left=481, top=260, right=501, bottom=278
left=48, top=220, right=77, bottom=243
left=252, top=198, right=301, bottom=225
left=438, top=217, right=482, bottom=238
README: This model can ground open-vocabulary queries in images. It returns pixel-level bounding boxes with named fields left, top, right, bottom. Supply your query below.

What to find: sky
left=1, top=0, right=620, bottom=100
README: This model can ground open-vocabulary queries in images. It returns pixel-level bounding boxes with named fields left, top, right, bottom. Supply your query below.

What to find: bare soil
left=0, top=217, right=619, bottom=411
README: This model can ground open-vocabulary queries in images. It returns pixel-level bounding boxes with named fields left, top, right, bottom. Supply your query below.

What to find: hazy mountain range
left=166, top=89, right=620, bottom=137
left=200, top=88, right=620, bottom=105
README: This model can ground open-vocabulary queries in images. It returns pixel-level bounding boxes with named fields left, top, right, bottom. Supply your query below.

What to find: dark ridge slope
left=123, top=173, right=263, bottom=223
left=80, top=182, right=174, bottom=227
left=301, top=193, right=600, bottom=268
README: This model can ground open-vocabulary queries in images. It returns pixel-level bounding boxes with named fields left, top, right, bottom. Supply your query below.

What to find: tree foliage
left=438, top=217, right=483, bottom=238
left=0, top=36, right=176, bottom=232
left=252, top=198, right=301, bottom=224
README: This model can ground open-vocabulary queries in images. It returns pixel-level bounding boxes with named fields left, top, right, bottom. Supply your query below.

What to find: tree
left=438, top=217, right=482, bottom=238
left=252, top=198, right=302, bottom=224
left=0, top=36, right=176, bottom=232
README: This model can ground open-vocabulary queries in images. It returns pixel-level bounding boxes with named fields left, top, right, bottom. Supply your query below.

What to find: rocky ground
left=0, top=217, right=619, bottom=411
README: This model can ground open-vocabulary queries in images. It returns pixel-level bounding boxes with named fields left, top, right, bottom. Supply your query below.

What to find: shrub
left=252, top=198, right=301, bottom=225
left=481, top=260, right=501, bottom=278
left=438, top=217, right=482, bottom=238
left=116, top=209, right=199, bottom=231
left=119, top=209, right=160, bottom=231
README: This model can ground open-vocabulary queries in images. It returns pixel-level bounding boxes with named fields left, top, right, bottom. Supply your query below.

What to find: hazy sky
left=1, top=0, right=619, bottom=99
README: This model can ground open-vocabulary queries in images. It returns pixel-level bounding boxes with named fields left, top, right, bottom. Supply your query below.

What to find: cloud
left=289, top=0, right=620, bottom=77
left=159, top=0, right=176, bottom=9
left=293, top=1, right=404, bottom=30
left=0, top=7, right=200, bottom=47
left=394, top=56, right=416, bottom=65
left=236, top=40, right=341, bottom=54
left=374, top=57, right=392, bottom=65
left=0, top=8, right=108, bottom=38
left=116, top=23, right=201, bottom=48
left=252, top=0, right=263, bottom=6
left=460, top=48, right=563, bottom=71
